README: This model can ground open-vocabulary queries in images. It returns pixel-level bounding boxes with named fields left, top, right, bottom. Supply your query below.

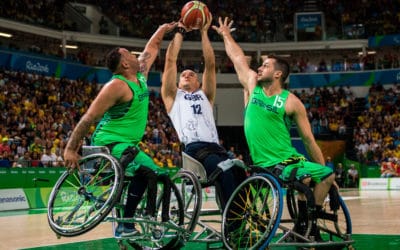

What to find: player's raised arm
left=200, top=13, right=216, bottom=105
left=212, top=17, right=257, bottom=93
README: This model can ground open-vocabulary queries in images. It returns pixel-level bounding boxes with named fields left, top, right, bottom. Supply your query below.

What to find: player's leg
left=303, top=161, right=335, bottom=241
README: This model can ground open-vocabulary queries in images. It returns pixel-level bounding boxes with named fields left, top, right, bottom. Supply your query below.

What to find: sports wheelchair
left=47, top=146, right=190, bottom=249
left=221, top=165, right=355, bottom=250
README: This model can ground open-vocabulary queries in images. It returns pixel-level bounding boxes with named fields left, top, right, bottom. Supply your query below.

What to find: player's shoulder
left=286, top=92, right=305, bottom=112
left=107, top=77, right=126, bottom=88
left=286, top=91, right=301, bottom=102
left=100, top=78, right=129, bottom=95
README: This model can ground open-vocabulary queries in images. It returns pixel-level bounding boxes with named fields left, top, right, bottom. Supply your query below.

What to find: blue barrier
left=0, top=49, right=162, bottom=85
left=289, top=69, right=400, bottom=88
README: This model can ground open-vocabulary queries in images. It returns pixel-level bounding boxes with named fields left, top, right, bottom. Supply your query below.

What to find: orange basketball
left=181, top=1, right=210, bottom=30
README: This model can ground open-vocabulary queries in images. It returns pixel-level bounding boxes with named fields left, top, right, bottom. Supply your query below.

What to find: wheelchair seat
left=182, top=152, right=208, bottom=184
left=82, top=145, right=110, bottom=156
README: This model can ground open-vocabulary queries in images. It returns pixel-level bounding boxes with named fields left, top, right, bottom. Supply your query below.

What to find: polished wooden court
left=1, top=189, right=399, bottom=250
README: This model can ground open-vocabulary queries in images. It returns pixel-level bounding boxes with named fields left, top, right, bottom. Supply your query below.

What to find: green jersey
left=244, top=85, right=302, bottom=167
left=92, top=73, right=149, bottom=147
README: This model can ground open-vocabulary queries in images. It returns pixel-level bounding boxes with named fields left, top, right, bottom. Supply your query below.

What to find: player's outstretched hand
left=212, top=17, right=235, bottom=36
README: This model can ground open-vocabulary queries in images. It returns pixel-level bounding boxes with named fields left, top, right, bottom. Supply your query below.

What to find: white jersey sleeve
left=168, top=89, right=219, bottom=145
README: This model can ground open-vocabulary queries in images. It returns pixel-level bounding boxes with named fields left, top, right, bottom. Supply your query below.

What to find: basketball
left=181, top=1, right=210, bottom=30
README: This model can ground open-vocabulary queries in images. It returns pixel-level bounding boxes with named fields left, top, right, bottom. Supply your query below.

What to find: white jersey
left=169, top=89, right=219, bottom=145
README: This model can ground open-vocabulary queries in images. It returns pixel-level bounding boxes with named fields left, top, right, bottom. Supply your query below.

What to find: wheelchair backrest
left=182, top=152, right=207, bottom=183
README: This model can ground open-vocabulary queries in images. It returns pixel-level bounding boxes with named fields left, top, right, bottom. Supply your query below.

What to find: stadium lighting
left=59, top=44, right=78, bottom=49
left=357, top=51, right=376, bottom=56
left=0, top=32, right=13, bottom=38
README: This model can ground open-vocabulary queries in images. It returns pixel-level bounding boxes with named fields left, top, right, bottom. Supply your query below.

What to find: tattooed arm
left=64, top=78, right=125, bottom=169
left=139, top=22, right=177, bottom=78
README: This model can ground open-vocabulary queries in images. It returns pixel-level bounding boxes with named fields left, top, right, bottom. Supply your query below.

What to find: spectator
left=326, top=156, right=334, bottom=170
left=30, top=151, right=43, bottom=167
left=13, top=151, right=31, bottom=168
left=41, top=146, right=57, bottom=167
left=335, top=163, right=345, bottom=188
left=380, top=159, right=398, bottom=178
left=347, top=164, right=359, bottom=188
left=0, top=137, right=11, bottom=155
left=16, top=138, right=28, bottom=156
left=227, top=146, right=237, bottom=159
left=0, top=151, right=12, bottom=168
left=29, top=137, right=44, bottom=154
left=54, top=149, right=64, bottom=167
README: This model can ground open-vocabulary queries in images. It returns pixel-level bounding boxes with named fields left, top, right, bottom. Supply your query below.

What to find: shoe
left=115, top=223, right=139, bottom=238
left=121, top=227, right=139, bottom=237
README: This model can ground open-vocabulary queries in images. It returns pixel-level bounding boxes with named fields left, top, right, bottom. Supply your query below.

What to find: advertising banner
left=0, top=50, right=163, bottom=85
left=360, top=178, right=388, bottom=190
left=10, top=54, right=58, bottom=75
left=389, top=178, right=400, bottom=190
left=0, top=189, right=29, bottom=211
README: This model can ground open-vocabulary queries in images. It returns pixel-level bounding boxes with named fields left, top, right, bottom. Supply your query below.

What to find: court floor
left=1, top=189, right=399, bottom=250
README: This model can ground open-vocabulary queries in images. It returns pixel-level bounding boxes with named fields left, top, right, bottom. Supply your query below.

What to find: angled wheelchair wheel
left=171, top=170, right=202, bottom=237
left=47, top=153, right=124, bottom=237
left=286, top=187, right=298, bottom=220
left=126, top=180, right=185, bottom=250
left=222, top=173, right=283, bottom=250
left=318, top=195, right=352, bottom=239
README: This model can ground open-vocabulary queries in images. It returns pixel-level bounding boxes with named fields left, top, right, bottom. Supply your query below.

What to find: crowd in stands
left=292, top=85, right=354, bottom=139
left=353, top=83, right=400, bottom=176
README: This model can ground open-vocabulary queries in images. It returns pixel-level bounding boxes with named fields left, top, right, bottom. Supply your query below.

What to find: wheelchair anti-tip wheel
left=47, top=153, right=124, bottom=237
left=222, top=173, right=283, bottom=250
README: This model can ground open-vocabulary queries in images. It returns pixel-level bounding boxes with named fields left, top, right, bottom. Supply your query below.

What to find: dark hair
left=106, top=47, right=121, bottom=73
left=268, top=55, right=290, bottom=83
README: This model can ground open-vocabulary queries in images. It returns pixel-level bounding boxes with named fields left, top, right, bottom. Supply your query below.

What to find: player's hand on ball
left=201, top=12, right=212, bottom=31
left=178, top=21, right=193, bottom=32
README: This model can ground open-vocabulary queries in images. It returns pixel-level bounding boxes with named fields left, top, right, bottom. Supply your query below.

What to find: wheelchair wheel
left=171, top=170, right=202, bottom=237
left=318, top=195, right=352, bottom=239
left=47, top=153, right=124, bottom=237
left=286, top=187, right=298, bottom=220
left=222, top=173, right=283, bottom=250
left=127, top=180, right=185, bottom=250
